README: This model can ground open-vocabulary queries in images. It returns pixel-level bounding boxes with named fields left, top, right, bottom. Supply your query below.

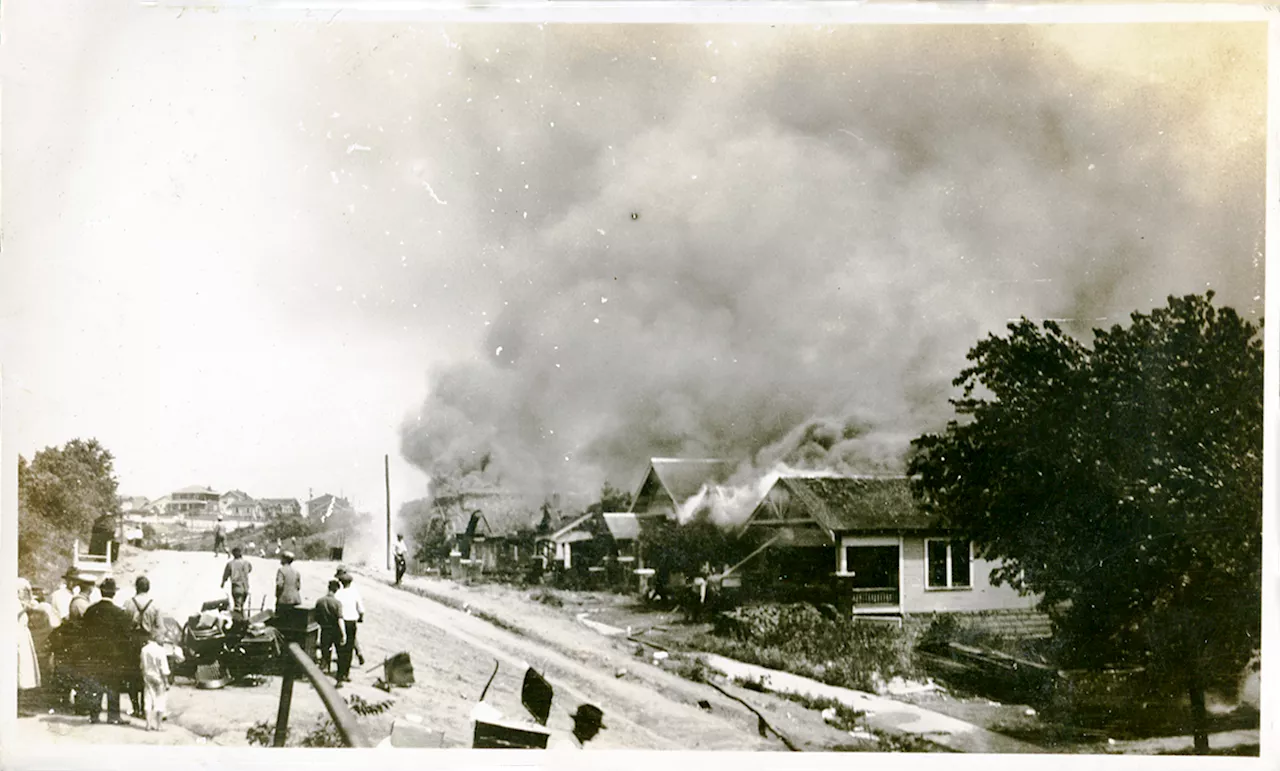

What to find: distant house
left=169, top=485, right=220, bottom=515
left=118, top=496, right=150, bottom=513
left=307, top=494, right=355, bottom=524
left=220, top=490, right=263, bottom=520
left=738, top=475, right=1042, bottom=625
left=259, top=498, right=303, bottom=519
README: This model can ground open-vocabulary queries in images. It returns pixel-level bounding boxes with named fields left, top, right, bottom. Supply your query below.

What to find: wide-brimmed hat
left=281, top=551, right=295, bottom=561
left=99, top=577, right=118, bottom=594
left=570, top=704, right=605, bottom=728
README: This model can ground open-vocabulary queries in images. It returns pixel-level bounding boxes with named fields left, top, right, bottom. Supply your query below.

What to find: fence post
left=273, top=656, right=295, bottom=747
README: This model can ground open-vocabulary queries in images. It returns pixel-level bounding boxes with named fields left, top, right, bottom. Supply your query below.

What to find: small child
left=140, top=636, right=171, bottom=731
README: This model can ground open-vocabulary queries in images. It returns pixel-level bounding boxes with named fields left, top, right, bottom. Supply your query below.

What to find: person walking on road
left=393, top=534, right=409, bottom=585
left=313, top=580, right=346, bottom=675
left=333, top=571, right=365, bottom=685
left=213, top=516, right=229, bottom=557
left=221, top=546, right=253, bottom=618
left=275, top=552, right=302, bottom=613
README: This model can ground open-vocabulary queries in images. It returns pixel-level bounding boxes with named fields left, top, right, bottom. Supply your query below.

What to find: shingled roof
left=756, top=476, right=937, bottom=533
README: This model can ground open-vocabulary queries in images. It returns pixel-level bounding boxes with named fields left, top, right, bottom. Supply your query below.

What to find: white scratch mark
left=422, top=181, right=448, bottom=205
left=347, top=143, right=371, bottom=154
left=837, top=129, right=863, bottom=141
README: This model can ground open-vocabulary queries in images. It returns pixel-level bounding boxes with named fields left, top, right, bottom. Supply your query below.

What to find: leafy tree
left=909, top=293, right=1262, bottom=753
left=18, top=438, right=123, bottom=582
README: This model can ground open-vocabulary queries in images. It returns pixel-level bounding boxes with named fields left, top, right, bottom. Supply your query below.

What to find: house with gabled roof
left=737, top=475, right=1042, bottom=624
left=444, top=490, right=547, bottom=575
left=629, top=458, right=734, bottom=521
left=627, top=458, right=734, bottom=591
left=220, top=490, right=263, bottom=520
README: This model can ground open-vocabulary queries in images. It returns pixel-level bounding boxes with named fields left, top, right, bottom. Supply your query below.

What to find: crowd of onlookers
left=18, top=569, right=178, bottom=730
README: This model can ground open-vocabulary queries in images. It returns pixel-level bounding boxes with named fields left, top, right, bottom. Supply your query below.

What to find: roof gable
left=631, top=458, right=733, bottom=514
left=547, top=512, right=595, bottom=541
left=603, top=512, right=639, bottom=541
left=747, top=476, right=935, bottom=533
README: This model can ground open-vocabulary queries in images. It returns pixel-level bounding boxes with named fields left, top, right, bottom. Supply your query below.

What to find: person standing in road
left=221, top=546, right=253, bottom=617
left=80, top=578, right=134, bottom=724
left=126, top=576, right=161, bottom=718
left=275, top=552, right=302, bottom=613
left=333, top=571, right=365, bottom=685
left=213, top=516, right=228, bottom=557
left=393, top=534, right=409, bottom=585
left=313, top=579, right=346, bottom=675
left=139, top=632, right=171, bottom=732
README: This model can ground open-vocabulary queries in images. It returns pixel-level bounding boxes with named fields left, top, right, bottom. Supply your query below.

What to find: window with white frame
left=926, top=538, right=972, bottom=589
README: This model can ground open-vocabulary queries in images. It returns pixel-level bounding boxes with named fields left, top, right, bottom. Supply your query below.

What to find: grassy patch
left=692, top=603, right=919, bottom=693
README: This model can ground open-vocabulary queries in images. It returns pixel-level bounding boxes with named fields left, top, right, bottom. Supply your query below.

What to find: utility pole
left=385, top=454, right=392, bottom=571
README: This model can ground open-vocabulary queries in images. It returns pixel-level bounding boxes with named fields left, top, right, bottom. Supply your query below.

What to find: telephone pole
left=385, top=454, right=392, bottom=571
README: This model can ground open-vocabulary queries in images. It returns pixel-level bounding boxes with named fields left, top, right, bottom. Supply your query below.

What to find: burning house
left=736, top=475, right=1045, bottom=630
left=627, top=458, right=734, bottom=592
left=437, top=490, right=547, bottom=578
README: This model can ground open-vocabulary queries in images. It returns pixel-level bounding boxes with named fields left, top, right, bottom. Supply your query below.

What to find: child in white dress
left=140, top=637, right=171, bottom=731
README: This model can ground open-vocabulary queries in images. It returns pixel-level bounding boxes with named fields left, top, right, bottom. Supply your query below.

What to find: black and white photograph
left=2, top=1, right=1272, bottom=763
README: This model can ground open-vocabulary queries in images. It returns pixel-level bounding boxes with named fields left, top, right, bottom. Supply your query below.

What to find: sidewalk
left=698, top=653, right=1048, bottom=754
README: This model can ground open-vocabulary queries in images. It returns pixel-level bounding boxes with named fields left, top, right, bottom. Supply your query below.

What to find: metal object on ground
left=383, top=652, right=415, bottom=687
left=273, top=641, right=371, bottom=748
left=521, top=668, right=554, bottom=726
left=472, top=719, right=550, bottom=749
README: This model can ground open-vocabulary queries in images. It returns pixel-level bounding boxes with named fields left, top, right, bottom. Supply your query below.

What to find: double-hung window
left=926, top=538, right=972, bottom=589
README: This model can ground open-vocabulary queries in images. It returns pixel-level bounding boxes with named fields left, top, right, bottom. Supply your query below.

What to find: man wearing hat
left=80, top=578, right=136, bottom=724
left=213, top=515, right=228, bottom=557
left=549, top=704, right=606, bottom=749
left=275, top=551, right=302, bottom=614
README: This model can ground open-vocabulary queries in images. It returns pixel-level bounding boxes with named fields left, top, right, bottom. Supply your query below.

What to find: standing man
left=393, top=534, right=409, bottom=585
left=333, top=571, right=365, bottom=685
left=220, top=546, right=253, bottom=618
left=313, top=579, right=346, bottom=675
left=126, top=576, right=161, bottom=718
left=275, top=552, right=302, bottom=613
left=212, top=516, right=228, bottom=557
left=80, top=578, right=134, bottom=724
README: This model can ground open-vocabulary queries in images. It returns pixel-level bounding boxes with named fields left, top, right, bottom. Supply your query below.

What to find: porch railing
left=850, top=588, right=899, bottom=607
left=273, top=642, right=372, bottom=747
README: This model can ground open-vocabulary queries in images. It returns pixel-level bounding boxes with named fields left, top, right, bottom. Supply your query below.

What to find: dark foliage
left=18, top=438, right=123, bottom=586
left=909, top=292, right=1263, bottom=752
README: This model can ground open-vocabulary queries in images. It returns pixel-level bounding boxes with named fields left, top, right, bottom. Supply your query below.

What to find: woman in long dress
left=17, top=578, right=42, bottom=691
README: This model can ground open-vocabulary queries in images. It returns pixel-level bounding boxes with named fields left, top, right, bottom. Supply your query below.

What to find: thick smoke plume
left=362, top=25, right=1266, bottom=521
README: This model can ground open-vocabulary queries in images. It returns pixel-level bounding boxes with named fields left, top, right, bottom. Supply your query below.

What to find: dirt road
left=15, top=549, right=785, bottom=750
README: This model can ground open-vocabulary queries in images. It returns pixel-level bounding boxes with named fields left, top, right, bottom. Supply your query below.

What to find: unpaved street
left=16, top=548, right=789, bottom=749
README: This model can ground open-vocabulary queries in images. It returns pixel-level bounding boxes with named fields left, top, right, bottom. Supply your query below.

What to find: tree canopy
left=18, top=438, right=123, bottom=583
left=908, top=292, right=1263, bottom=751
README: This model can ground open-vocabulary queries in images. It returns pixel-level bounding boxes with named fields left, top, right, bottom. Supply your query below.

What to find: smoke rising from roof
left=385, top=25, right=1264, bottom=506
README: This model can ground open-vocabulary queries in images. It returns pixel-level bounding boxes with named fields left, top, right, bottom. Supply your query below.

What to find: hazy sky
left=2, top=4, right=1266, bottom=516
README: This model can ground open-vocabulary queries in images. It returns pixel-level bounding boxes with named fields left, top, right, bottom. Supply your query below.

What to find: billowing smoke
left=372, top=25, right=1265, bottom=519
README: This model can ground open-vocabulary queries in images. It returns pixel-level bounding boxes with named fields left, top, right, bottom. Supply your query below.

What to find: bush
left=696, top=602, right=918, bottom=692
left=245, top=695, right=394, bottom=747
